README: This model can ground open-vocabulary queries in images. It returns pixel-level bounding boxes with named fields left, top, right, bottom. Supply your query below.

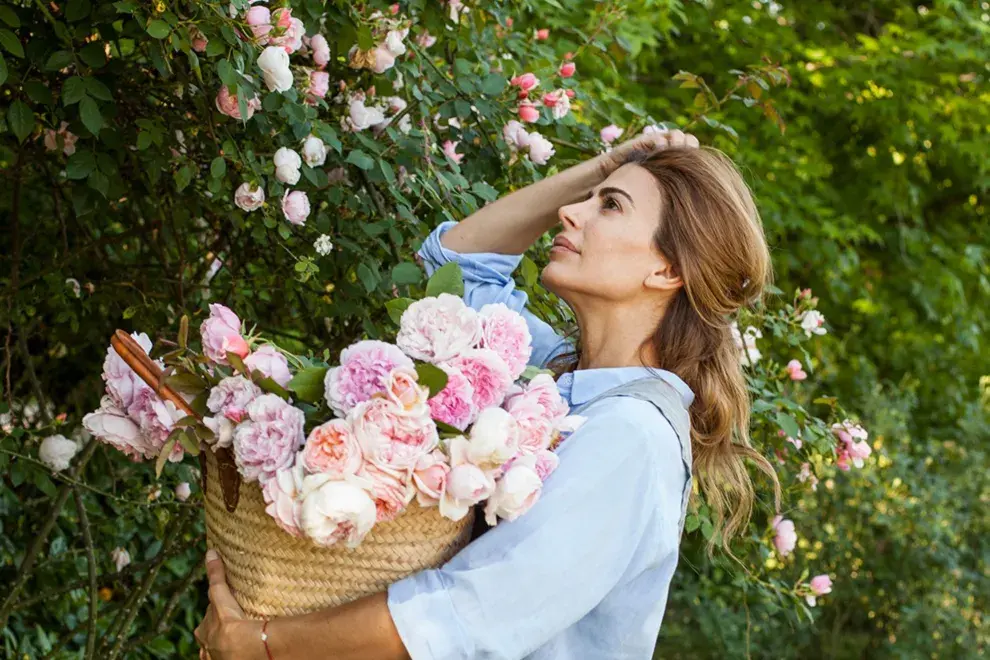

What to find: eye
left=602, top=194, right=621, bottom=212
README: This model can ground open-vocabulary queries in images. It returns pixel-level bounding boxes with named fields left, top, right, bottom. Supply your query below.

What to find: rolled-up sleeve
left=386, top=399, right=683, bottom=659
left=417, top=222, right=571, bottom=368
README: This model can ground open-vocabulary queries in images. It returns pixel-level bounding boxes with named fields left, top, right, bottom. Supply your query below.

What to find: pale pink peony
left=360, top=462, right=415, bottom=522
left=200, top=303, right=250, bottom=365
left=531, top=448, right=559, bottom=481
left=350, top=397, right=438, bottom=471
left=234, top=182, right=265, bottom=211
left=300, top=473, right=377, bottom=548
left=467, top=407, right=519, bottom=471
left=232, top=394, right=305, bottom=483
left=84, top=395, right=155, bottom=461
left=484, top=453, right=543, bottom=525
left=772, top=515, right=797, bottom=556
left=43, top=122, right=78, bottom=156
left=281, top=190, right=310, bottom=225
left=202, top=414, right=235, bottom=449
left=446, top=348, right=513, bottom=411
left=101, top=331, right=155, bottom=410
left=510, top=73, right=540, bottom=91
left=310, top=34, right=330, bottom=67
left=427, top=363, right=477, bottom=431
left=244, top=344, right=292, bottom=387
left=260, top=458, right=306, bottom=537
left=440, top=436, right=495, bottom=521
left=397, top=294, right=482, bottom=363
left=442, top=140, right=464, bottom=164
left=412, top=449, right=450, bottom=507
left=207, top=375, right=263, bottom=423
left=526, top=132, right=555, bottom=165
left=215, top=85, right=261, bottom=120
left=175, top=482, right=192, bottom=502
left=559, top=62, right=576, bottom=78
left=600, top=124, right=624, bottom=144
left=302, top=419, right=362, bottom=477
left=517, top=101, right=540, bottom=123
left=324, top=340, right=414, bottom=416
left=503, top=394, right=553, bottom=455
left=126, top=388, right=186, bottom=461
left=306, top=70, right=330, bottom=100
left=787, top=359, right=808, bottom=381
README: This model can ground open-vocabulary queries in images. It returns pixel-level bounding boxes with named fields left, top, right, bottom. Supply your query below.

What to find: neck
left=571, top=297, right=664, bottom=371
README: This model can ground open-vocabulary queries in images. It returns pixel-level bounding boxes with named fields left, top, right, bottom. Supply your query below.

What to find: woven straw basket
left=202, top=449, right=475, bottom=618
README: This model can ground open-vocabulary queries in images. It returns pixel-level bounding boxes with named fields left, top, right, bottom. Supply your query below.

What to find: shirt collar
left=556, top=366, right=695, bottom=409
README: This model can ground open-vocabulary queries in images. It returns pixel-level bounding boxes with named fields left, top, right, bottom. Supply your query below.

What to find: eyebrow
left=598, top=186, right=635, bottom=208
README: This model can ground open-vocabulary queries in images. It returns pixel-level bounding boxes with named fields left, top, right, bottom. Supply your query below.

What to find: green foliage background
left=1, top=0, right=987, bottom=658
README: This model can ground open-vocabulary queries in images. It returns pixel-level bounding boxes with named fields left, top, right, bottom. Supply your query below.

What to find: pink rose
left=306, top=70, right=330, bottom=100
left=200, top=304, right=250, bottom=365
left=397, top=293, right=482, bottom=363
left=302, top=419, right=362, bottom=477
left=535, top=28, right=550, bottom=40
left=600, top=124, right=623, bottom=144
left=412, top=449, right=450, bottom=507
left=385, top=367, right=431, bottom=417
left=544, top=89, right=570, bottom=119
left=484, top=454, right=543, bottom=525
left=233, top=394, right=306, bottom=483
left=206, top=375, right=263, bottom=423
left=440, top=436, right=495, bottom=521
left=526, top=132, right=555, bottom=165
left=558, top=62, right=576, bottom=78
left=787, top=359, right=808, bottom=381
left=175, top=482, right=192, bottom=501
left=234, top=182, right=265, bottom=211
left=216, top=85, right=261, bottom=120
left=772, top=515, right=797, bottom=556
left=467, top=407, right=519, bottom=471
left=446, top=349, right=513, bottom=411
left=351, top=397, right=439, bottom=471
left=502, top=120, right=531, bottom=151
left=271, top=6, right=292, bottom=29
left=428, top=363, right=477, bottom=431
left=517, top=101, right=540, bottom=123
left=524, top=374, right=570, bottom=420
left=806, top=574, right=833, bottom=606
left=83, top=395, right=156, bottom=461
left=416, top=31, right=437, bottom=48
left=245, top=5, right=272, bottom=40
left=442, top=140, right=464, bottom=164
left=43, top=121, right=78, bottom=156
left=360, top=462, right=414, bottom=522
left=510, top=73, right=540, bottom=91
left=310, top=33, right=330, bottom=67
left=300, top=473, right=377, bottom=548
left=260, top=459, right=305, bottom=538
left=504, top=395, right=553, bottom=455
left=101, top=331, right=155, bottom=409
left=244, top=344, right=292, bottom=387
left=271, top=15, right=304, bottom=54
left=372, top=47, right=396, bottom=73
left=324, top=340, right=414, bottom=416
left=281, top=190, right=310, bottom=226
left=832, top=420, right=870, bottom=468
left=190, top=26, right=208, bottom=52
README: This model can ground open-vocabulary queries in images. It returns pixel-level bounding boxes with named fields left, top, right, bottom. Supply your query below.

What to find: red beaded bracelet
left=261, top=618, right=274, bottom=660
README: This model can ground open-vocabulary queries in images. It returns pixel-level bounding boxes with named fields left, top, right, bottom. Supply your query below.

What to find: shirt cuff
left=387, top=569, right=473, bottom=660
left=418, top=221, right=524, bottom=283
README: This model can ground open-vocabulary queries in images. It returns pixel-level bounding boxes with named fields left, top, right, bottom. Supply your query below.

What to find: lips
left=552, top=235, right=579, bottom=253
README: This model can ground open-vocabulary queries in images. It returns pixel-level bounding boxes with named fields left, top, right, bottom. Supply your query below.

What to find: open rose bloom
left=85, top=265, right=584, bottom=548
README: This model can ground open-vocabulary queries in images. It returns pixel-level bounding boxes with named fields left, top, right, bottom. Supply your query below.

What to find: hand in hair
left=599, top=129, right=700, bottom=179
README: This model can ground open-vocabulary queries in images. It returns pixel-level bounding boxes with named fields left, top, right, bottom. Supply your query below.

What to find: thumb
left=205, top=549, right=245, bottom=618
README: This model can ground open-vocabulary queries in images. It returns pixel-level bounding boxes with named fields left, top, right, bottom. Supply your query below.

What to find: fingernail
left=206, top=549, right=218, bottom=562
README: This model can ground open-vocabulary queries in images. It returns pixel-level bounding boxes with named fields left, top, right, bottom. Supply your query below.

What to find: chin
left=540, top=262, right=572, bottom=298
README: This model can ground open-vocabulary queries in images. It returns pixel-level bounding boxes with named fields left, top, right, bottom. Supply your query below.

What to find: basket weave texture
left=203, top=449, right=475, bottom=618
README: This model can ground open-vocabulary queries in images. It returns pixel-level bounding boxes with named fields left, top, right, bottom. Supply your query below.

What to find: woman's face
left=541, top=164, right=675, bottom=304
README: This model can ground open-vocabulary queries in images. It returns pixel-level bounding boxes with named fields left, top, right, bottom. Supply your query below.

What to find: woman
left=195, top=129, right=777, bottom=659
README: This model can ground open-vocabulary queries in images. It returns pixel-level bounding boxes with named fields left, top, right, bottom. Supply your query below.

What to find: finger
left=685, top=133, right=700, bottom=149
left=205, top=549, right=227, bottom=589
left=205, top=551, right=246, bottom=616
left=666, top=129, right=686, bottom=148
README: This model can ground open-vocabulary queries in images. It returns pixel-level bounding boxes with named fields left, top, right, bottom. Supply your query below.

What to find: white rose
left=467, top=407, right=519, bottom=471
left=234, top=182, right=265, bottom=212
left=347, top=99, right=387, bottom=131
left=111, top=547, right=131, bottom=572
left=484, top=455, right=543, bottom=525
left=301, top=136, right=328, bottom=167
left=800, top=310, right=827, bottom=337
left=439, top=436, right=495, bottom=521
left=257, top=46, right=293, bottom=92
left=526, top=132, right=555, bottom=165
left=39, top=434, right=78, bottom=472
left=384, top=30, right=407, bottom=56
left=300, top=473, right=377, bottom=548
left=175, top=482, right=192, bottom=502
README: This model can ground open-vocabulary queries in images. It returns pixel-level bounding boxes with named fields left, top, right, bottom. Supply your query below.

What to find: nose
left=558, top=201, right=581, bottom=230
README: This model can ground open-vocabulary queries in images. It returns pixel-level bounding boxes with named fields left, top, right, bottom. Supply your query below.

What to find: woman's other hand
left=598, top=128, right=700, bottom=179
left=194, top=549, right=266, bottom=660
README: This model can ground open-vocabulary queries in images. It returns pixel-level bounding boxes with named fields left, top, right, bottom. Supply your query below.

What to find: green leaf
left=122, top=305, right=139, bottom=319
left=156, top=437, right=176, bottom=476
left=8, top=99, right=32, bottom=142
left=113, top=0, right=137, bottom=13
left=775, top=412, right=801, bottom=440
left=65, top=0, right=91, bottom=22
left=253, top=370, right=291, bottom=400
left=88, top=170, right=108, bottom=197
left=147, top=19, right=171, bottom=39
left=45, top=50, right=73, bottom=71
left=391, top=262, right=423, bottom=286
left=79, top=96, right=102, bottom=135
left=288, top=366, right=329, bottom=403
left=84, top=77, right=112, bottom=101
left=24, top=81, right=53, bottom=105
left=178, top=314, right=189, bottom=349
left=0, top=28, right=23, bottom=58
left=65, top=150, right=96, bottom=179
left=434, top=420, right=462, bottom=436
left=62, top=77, right=87, bottom=105
left=178, top=431, right=200, bottom=457
left=684, top=514, right=700, bottom=533
left=481, top=73, right=506, bottom=96
left=357, top=262, right=378, bottom=292
left=0, top=7, right=20, bottom=28
left=700, top=518, right=714, bottom=540
left=425, top=262, right=464, bottom=298
left=345, top=149, right=375, bottom=170
left=385, top=297, right=415, bottom=324
left=173, top=165, right=192, bottom=191
left=226, top=351, right=247, bottom=375
left=210, top=156, right=226, bottom=178
left=415, top=363, right=449, bottom=398
left=79, top=42, right=107, bottom=69
left=165, top=372, right=207, bottom=395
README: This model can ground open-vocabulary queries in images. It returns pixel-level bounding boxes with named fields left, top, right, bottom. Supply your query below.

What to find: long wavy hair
left=549, top=147, right=780, bottom=553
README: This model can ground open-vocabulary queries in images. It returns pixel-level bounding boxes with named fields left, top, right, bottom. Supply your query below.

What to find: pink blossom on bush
left=502, top=120, right=531, bottom=151
left=233, top=394, right=306, bottom=483
left=832, top=419, right=871, bottom=468
left=416, top=30, right=437, bottom=48
left=244, top=344, right=292, bottom=387
left=517, top=101, right=540, bottom=123
left=799, top=310, right=827, bottom=337
left=306, top=71, right=330, bottom=100
left=310, top=33, right=330, bottom=67
left=526, top=132, right=555, bottom=165
left=351, top=397, right=439, bottom=471
left=200, top=303, right=250, bottom=365
left=216, top=85, right=262, bottom=120
left=427, top=363, right=477, bottom=430
left=772, top=515, right=797, bottom=556
left=535, top=28, right=550, bottom=40
left=806, top=574, right=833, bottom=606
left=442, top=140, right=464, bottom=164
left=600, top=124, right=624, bottom=144
left=447, top=348, right=513, bottom=411
left=260, top=459, right=306, bottom=537
left=510, top=73, right=540, bottom=91
left=372, top=47, right=396, bottom=73
left=43, top=122, right=79, bottom=156
left=324, top=340, right=414, bottom=416
left=281, top=190, right=310, bottom=225
left=206, top=375, right=263, bottom=423
left=397, top=293, right=482, bottom=363
left=559, top=62, right=576, bottom=78
left=302, top=419, right=363, bottom=477
left=190, top=26, right=208, bottom=52
left=360, top=462, right=414, bottom=522
left=175, top=482, right=192, bottom=501
left=234, top=182, right=265, bottom=211
left=245, top=5, right=272, bottom=40
left=412, top=449, right=450, bottom=507
left=477, top=303, right=532, bottom=379
left=797, top=462, right=819, bottom=490
left=787, top=359, right=808, bottom=381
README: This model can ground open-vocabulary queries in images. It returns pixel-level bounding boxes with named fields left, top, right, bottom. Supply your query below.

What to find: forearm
left=442, top=154, right=607, bottom=255
left=265, top=592, right=409, bottom=660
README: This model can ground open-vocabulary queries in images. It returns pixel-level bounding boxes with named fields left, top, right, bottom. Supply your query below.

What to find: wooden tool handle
left=110, top=330, right=200, bottom=420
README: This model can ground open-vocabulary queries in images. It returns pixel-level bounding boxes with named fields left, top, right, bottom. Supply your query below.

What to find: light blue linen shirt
left=387, top=222, right=694, bottom=659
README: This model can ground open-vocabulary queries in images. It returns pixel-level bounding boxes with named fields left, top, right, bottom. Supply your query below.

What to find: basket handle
left=110, top=330, right=241, bottom=512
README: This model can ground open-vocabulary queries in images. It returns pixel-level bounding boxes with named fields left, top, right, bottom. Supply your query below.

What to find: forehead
left=601, top=163, right=661, bottom=209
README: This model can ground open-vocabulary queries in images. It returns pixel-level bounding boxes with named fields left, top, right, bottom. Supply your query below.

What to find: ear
left=644, top=257, right=683, bottom=293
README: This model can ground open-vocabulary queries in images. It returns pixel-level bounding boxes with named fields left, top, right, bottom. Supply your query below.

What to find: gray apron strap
left=570, top=377, right=694, bottom=538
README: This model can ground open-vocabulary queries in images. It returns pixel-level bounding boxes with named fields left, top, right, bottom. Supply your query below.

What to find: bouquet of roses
left=84, top=263, right=584, bottom=549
